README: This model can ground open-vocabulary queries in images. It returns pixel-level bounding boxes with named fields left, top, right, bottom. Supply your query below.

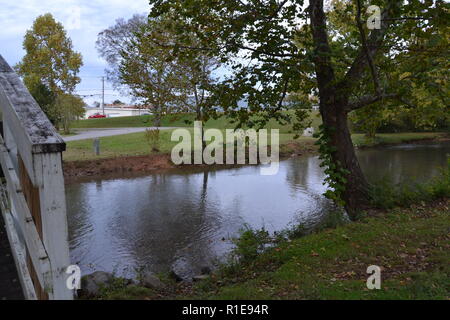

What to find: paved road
left=63, top=127, right=177, bottom=142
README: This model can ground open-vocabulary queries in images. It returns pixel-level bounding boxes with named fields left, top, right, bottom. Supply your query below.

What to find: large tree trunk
left=321, top=104, right=370, bottom=219
left=309, top=0, right=376, bottom=219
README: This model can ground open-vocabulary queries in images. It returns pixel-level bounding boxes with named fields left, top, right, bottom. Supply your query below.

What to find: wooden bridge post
left=0, top=54, right=73, bottom=300
left=33, top=152, right=72, bottom=299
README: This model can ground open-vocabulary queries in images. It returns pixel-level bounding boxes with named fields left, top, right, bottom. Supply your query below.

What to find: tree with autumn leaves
left=147, top=0, right=449, bottom=218
left=96, top=14, right=220, bottom=128
left=15, top=13, right=85, bottom=133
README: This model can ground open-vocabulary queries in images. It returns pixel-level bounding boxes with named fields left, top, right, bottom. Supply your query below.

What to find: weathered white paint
left=0, top=138, right=53, bottom=295
left=0, top=54, right=72, bottom=300
left=0, top=190, right=37, bottom=300
left=34, top=152, right=73, bottom=300
left=2, top=121, right=19, bottom=174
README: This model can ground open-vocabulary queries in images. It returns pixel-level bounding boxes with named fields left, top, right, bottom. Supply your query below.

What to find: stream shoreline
left=63, top=135, right=449, bottom=183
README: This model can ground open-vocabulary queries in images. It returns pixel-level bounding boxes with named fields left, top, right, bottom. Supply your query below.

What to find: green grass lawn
left=91, top=198, right=449, bottom=300
left=63, top=129, right=308, bottom=162
left=68, top=111, right=446, bottom=163
left=63, top=129, right=445, bottom=163
left=187, top=200, right=449, bottom=300
left=72, top=111, right=323, bottom=134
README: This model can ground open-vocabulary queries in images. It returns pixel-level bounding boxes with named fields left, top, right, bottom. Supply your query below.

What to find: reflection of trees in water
left=67, top=142, right=450, bottom=277
left=358, top=145, right=449, bottom=185
left=285, top=158, right=309, bottom=193
left=109, top=170, right=221, bottom=277
left=285, top=156, right=326, bottom=197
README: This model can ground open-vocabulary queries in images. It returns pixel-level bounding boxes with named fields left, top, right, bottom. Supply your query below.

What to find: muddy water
left=66, top=142, right=450, bottom=279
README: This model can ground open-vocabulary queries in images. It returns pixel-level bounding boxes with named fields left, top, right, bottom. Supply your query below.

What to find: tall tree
left=15, top=13, right=83, bottom=124
left=96, top=14, right=219, bottom=127
left=146, top=16, right=221, bottom=125
left=329, top=0, right=449, bottom=137
left=97, top=14, right=182, bottom=126
left=96, top=14, right=147, bottom=95
left=148, top=0, right=449, bottom=218
left=54, top=93, right=86, bottom=134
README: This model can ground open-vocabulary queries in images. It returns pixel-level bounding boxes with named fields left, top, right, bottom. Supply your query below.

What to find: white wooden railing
left=0, top=54, right=73, bottom=300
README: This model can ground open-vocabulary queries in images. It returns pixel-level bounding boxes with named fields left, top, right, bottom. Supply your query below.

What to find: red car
left=88, top=113, right=107, bottom=119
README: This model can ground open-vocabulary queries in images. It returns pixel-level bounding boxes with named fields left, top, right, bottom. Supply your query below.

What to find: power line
left=102, top=76, right=105, bottom=115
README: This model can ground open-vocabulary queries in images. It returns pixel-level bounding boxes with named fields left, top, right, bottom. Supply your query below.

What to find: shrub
left=315, top=209, right=349, bottom=231
left=145, top=128, right=161, bottom=152
left=231, top=226, right=272, bottom=264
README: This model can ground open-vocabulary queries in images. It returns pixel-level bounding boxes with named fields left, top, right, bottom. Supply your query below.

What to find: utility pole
left=101, top=76, right=105, bottom=116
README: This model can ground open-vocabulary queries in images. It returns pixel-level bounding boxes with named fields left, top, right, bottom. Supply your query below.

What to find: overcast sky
left=0, top=0, right=150, bottom=105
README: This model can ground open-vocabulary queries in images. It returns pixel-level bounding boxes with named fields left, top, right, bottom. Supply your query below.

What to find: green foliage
left=281, top=210, right=348, bottom=241
left=15, top=13, right=83, bottom=93
left=144, top=128, right=161, bottom=152
left=315, top=209, right=348, bottom=232
left=315, top=125, right=349, bottom=207
left=187, top=200, right=450, bottom=300
left=370, top=158, right=450, bottom=209
left=95, top=277, right=155, bottom=300
left=27, top=80, right=57, bottom=123
left=54, top=93, right=85, bottom=134
left=15, top=13, right=83, bottom=128
left=96, top=13, right=219, bottom=125
left=283, top=224, right=308, bottom=240
left=344, top=0, right=450, bottom=137
left=351, top=132, right=444, bottom=147
left=350, top=102, right=450, bottom=136
left=149, top=0, right=317, bottom=134
left=231, top=226, right=272, bottom=264
left=405, top=272, right=450, bottom=299
left=148, top=0, right=449, bottom=214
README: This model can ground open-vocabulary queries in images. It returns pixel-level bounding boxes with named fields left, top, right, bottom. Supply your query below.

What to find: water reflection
left=66, top=142, right=450, bottom=278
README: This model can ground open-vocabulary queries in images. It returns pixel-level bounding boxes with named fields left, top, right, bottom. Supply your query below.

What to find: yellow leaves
left=399, top=72, right=412, bottom=80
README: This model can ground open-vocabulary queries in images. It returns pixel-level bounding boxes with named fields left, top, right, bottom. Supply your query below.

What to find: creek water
left=66, top=141, right=450, bottom=279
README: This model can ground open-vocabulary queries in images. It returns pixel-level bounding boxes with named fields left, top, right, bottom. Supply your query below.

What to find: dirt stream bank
left=63, top=136, right=448, bottom=182
left=63, top=140, right=318, bottom=182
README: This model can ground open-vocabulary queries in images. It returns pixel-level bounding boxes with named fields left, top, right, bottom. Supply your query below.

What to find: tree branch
left=309, top=0, right=336, bottom=99
left=149, top=37, right=299, bottom=59
left=347, top=93, right=397, bottom=111
left=356, top=0, right=381, bottom=95
left=338, top=0, right=397, bottom=93
left=347, top=93, right=416, bottom=111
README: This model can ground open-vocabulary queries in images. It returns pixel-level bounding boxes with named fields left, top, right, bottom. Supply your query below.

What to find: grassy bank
left=352, top=132, right=447, bottom=148
left=92, top=198, right=449, bottom=300
left=192, top=201, right=449, bottom=300
left=63, top=130, right=446, bottom=163
left=87, top=167, right=450, bottom=300
left=63, top=130, right=313, bottom=162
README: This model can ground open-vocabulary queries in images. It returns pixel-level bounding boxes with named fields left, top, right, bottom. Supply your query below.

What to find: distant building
left=83, top=104, right=151, bottom=119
